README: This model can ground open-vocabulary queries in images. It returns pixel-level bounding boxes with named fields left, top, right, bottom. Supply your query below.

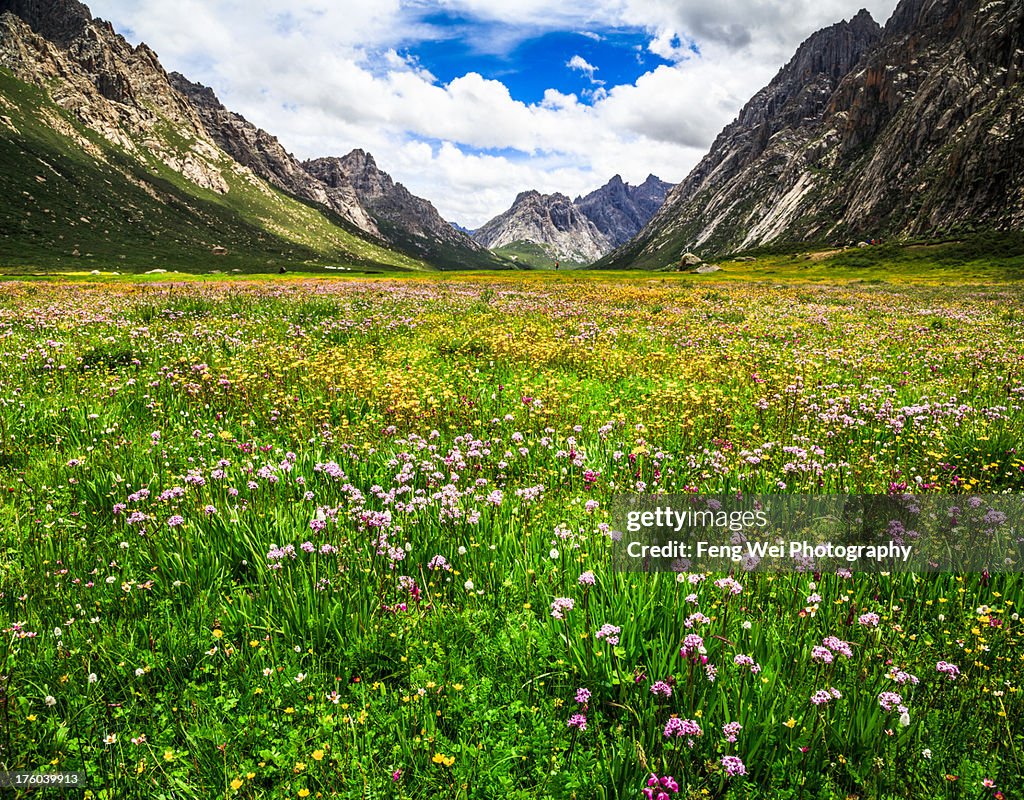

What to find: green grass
left=611, top=237, right=1024, bottom=285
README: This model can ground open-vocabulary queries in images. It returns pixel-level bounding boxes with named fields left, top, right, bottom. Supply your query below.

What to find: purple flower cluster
left=714, top=576, right=743, bottom=595
left=550, top=597, right=575, bottom=620
left=733, top=654, right=761, bottom=674
left=649, top=681, right=673, bottom=699
left=595, top=623, right=621, bottom=646
left=679, top=633, right=704, bottom=657
left=878, top=691, right=908, bottom=714
left=721, top=755, right=747, bottom=777
left=810, top=687, right=842, bottom=705
left=887, top=667, right=920, bottom=686
left=663, top=717, right=701, bottom=740
left=643, top=773, right=679, bottom=800
left=822, top=636, right=853, bottom=659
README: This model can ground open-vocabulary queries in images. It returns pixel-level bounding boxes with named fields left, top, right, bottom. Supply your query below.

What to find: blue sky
left=401, top=13, right=678, bottom=106
left=87, top=0, right=901, bottom=227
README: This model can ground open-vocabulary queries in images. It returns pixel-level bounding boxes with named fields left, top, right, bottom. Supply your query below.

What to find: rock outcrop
left=305, top=151, right=499, bottom=268
left=0, top=0, right=431, bottom=271
left=0, top=0, right=230, bottom=192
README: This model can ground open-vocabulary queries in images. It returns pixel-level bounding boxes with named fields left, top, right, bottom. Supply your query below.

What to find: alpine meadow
left=1, top=0, right=1024, bottom=799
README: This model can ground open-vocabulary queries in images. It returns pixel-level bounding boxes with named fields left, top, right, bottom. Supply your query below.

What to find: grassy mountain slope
left=0, top=68, right=428, bottom=273
left=490, top=241, right=587, bottom=270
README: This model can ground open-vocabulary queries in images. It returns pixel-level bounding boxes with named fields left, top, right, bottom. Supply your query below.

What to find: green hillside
left=0, top=68, right=427, bottom=274
left=490, top=240, right=588, bottom=270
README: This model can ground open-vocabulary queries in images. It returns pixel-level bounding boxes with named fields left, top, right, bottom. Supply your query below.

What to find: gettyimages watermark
left=610, top=494, right=1024, bottom=573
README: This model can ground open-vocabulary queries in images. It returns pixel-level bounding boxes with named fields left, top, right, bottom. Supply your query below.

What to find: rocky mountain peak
left=0, top=0, right=508, bottom=271
left=574, top=174, right=673, bottom=249
left=304, top=154, right=493, bottom=267
left=168, top=72, right=378, bottom=235
left=731, top=8, right=882, bottom=135
left=0, top=0, right=232, bottom=190
left=473, top=190, right=611, bottom=264
left=513, top=189, right=542, bottom=204
left=0, top=0, right=93, bottom=47
left=339, top=148, right=378, bottom=174
left=789, top=9, right=880, bottom=81
left=883, top=0, right=962, bottom=38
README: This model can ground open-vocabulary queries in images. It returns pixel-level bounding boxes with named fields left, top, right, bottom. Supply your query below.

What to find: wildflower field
left=0, top=273, right=1022, bottom=799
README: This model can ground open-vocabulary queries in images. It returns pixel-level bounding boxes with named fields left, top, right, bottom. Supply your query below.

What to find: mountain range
left=1, top=0, right=1021, bottom=273
left=602, top=0, right=1024, bottom=268
left=469, top=175, right=673, bottom=268
left=472, top=190, right=611, bottom=267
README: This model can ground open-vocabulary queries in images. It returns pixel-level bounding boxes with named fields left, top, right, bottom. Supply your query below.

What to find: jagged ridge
left=168, top=73, right=378, bottom=236
left=0, top=0, right=498, bottom=271
left=472, top=175, right=671, bottom=266
left=0, top=0, right=429, bottom=271
left=305, top=151, right=506, bottom=270
left=575, top=174, right=672, bottom=248
left=600, top=8, right=883, bottom=267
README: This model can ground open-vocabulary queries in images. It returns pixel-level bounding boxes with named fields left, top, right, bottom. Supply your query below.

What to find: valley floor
left=0, top=273, right=1021, bottom=799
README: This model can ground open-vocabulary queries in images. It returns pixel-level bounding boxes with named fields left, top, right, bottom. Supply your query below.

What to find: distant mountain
left=602, top=0, right=1024, bottom=268
left=472, top=176, right=671, bottom=266
left=574, top=174, right=672, bottom=248
left=304, top=150, right=506, bottom=270
left=0, top=0, right=426, bottom=272
left=472, top=190, right=611, bottom=266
